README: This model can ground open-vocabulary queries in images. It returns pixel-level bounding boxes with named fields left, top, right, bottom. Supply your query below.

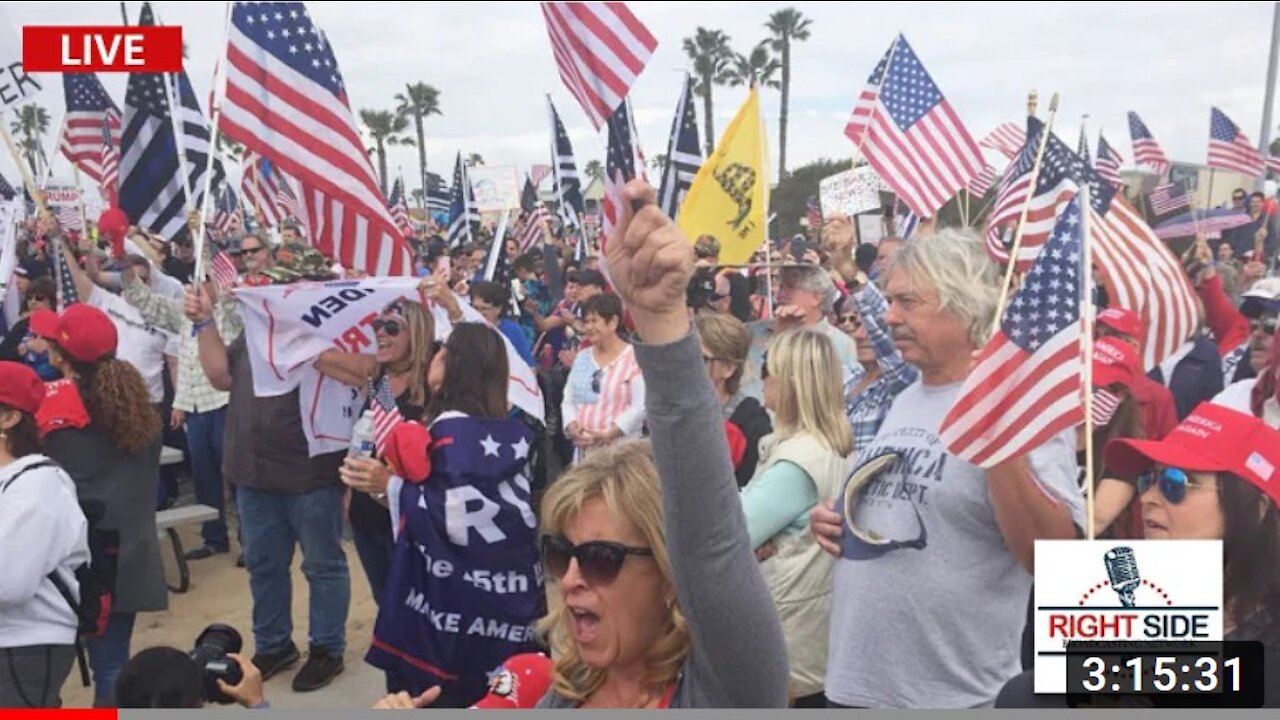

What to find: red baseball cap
left=472, top=653, right=553, bottom=709
left=1105, top=403, right=1280, bottom=507
left=0, top=362, right=46, bottom=415
left=1093, top=337, right=1138, bottom=389
left=1097, top=307, right=1143, bottom=340
left=29, top=304, right=118, bottom=363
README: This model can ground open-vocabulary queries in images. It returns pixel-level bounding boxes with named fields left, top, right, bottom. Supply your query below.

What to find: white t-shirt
left=89, top=286, right=178, bottom=403
left=1214, top=377, right=1280, bottom=429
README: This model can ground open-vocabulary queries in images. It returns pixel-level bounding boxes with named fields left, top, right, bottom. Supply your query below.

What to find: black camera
left=189, top=624, right=244, bottom=704
left=686, top=268, right=718, bottom=309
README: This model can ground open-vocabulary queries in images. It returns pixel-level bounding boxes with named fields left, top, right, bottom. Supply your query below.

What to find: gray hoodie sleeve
left=633, top=330, right=789, bottom=708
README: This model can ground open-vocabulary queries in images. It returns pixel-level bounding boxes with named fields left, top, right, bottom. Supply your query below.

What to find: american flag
left=1127, top=111, right=1170, bottom=174
left=58, top=73, right=122, bottom=188
left=986, top=115, right=1115, bottom=272
left=1095, top=134, right=1124, bottom=188
left=1077, top=125, right=1092, bottom=165
left=805, top=196, right=822, bottom=233
left=1148, top=181, right=1190, bottom=215
left=1208, top=107, right=1265, bottom=177
left=211, top=249, right=240, bottom=290
left=548, top=98, right=585, bottom=229
left=843, top=34, right=983, bottom=217
left=518, top=176, right=550, bottom=252
left=895, top=209, right=919, bottom=239
left=51, top=236, right=80, bottom=311
left=939, top=196, right=1085, bottom=468
left=54, top=194, right=83, bottom=232
left=426, top=185, right=450, bottom=216
left=213, top=186, right=241, bottom=233
left=967, top=163, right=997, bottom=196
left=1092, top=386, right=1122, bottom=427
left=980, top=122, right=1026, bottom=160
left=601, top=100, right=646, bottom=264
left=369, top=374, right=404, bottom=456
left=539, top=1, right=658, bottom=131
left=220, top=1, right=411, bottom=275
left=99, top=119, right=120, bottom=205
left=528, top=164, right=553, bottom=187
left=119, top=4, right=225, bottom=241
left=446, top=152, right=478, bottom=248
left=658, top=74, right=702, bottom=220
left=1268, top=155, right=1280, bottom=175
left=389, top=176, right=413, bottom=238
left=241, top=151, right=291, bottom=227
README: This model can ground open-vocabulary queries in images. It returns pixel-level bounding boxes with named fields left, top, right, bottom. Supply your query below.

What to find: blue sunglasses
left=1137, top=467, right=1213, bottom=504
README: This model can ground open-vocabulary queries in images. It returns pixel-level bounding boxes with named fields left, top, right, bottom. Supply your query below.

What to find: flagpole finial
left=1028, top=90, right=1038, bottom=117
left=1048, top=92, right=1060, bottom=113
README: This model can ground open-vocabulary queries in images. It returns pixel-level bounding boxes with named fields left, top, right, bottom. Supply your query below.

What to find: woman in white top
left=0, top=362, right=90, bottom=708
left=562, top=294, right=646, bottom=460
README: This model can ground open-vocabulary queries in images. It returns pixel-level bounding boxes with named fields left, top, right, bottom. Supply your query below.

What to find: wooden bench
left=156, top=504, right=219, bottom=593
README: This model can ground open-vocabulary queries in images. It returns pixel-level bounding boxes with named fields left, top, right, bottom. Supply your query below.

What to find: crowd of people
left=0, top=174, right=1278, bottom=709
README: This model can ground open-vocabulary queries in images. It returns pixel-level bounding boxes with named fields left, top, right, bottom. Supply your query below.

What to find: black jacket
left=729, top=397, right=772, bottom=489
left=1150, top=336, right=1224, bottom=420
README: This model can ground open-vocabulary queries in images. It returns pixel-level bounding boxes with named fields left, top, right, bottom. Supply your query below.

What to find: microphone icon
left=1104, top=546, right=1141, bottom=608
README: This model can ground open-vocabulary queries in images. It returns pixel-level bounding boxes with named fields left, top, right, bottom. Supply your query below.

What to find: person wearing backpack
left=0, top=362, right=90, bottom=708
left=27, top=303, right=166, bottom=707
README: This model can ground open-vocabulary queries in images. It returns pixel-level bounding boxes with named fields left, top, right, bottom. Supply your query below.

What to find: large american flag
left=1127, top=111, right=1170, bottom=174
left=389, top=176, right=412, bottom=238
left=844, top=34, right=982, bottom=217
left=539, top=1, right=657, bottom=131
left=601, top=100, right=646, bottom=265
left=58, top=74, right=122, bottom=190
left=1095, top=134, right=1124, bottom=188
left=1208, top=107, right=1265, bottom=177
left=939, top=196, right=1085, bottom=468
left=985, top=115, right=1115, bottom=272
left=220, top=1, right=410, bottom=275
left=1148, top=180, right=1190, bottom=215
left=446, top=152, right=478, bottom=248
left=241, top=150, right=292, bottom=227
left=548, top=98, right=585, bottom=230
left=967, top=163, right=997, bottom=196
left=980, top=122, right=1026, bottom=160
left=658, top=74, right=702, bottom=220
left=369, top=374, right=404, bottom=457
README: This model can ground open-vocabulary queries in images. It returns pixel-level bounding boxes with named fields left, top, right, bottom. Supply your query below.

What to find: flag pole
left=1079, top=181, right=1096, bottom=541
left=0, top=124, right=52, bottom=219
left=249, top=156, right=262, bottom=226
left=72, top=167, right=89, bottom=240
left=990, top=92, right=1060, bottom=337
left=192, top=1, right=233, bottom=285
left=484, top=208, right=511, bottom=281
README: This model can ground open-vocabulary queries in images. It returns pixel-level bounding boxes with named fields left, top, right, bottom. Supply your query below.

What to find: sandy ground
left=61, top=512, right=388, bottom=709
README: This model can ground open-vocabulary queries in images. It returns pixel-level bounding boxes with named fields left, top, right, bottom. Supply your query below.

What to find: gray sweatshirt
left=538, top=330, right=790, bottom=708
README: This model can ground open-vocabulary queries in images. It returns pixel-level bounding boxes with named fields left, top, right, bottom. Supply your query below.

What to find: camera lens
left=190, top=624, right=244, bottom=704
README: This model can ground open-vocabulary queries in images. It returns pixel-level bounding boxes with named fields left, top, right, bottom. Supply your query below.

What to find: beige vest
left=749, top=431, right=855, bottom=699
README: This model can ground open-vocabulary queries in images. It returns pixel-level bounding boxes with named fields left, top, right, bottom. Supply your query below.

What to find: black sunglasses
left=372, top=319, right=402, bottom=336
left=541, top=535, right=653, bottom=585
left=1252, top=317, right=1278, bottom=336
left=241, top=245, right=267, bottom=255
left=1138, top=467, right=1214, bottom=505
left=591, top=369, right=602, bottom=394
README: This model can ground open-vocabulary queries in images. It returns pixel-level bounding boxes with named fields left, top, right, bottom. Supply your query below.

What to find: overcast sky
left=4, top=1, right=1278, bottom=193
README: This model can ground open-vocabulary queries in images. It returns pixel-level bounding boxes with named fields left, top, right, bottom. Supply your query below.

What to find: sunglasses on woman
left=372, top=318, right=402, bottom=336
left=1137, top=467, right=1214, bottom=504
left=541, top=535, right=653, bottom=585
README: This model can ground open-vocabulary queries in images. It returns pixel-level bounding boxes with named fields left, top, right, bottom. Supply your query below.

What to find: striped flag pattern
left=939, top=196, right=1085, bottom=468
left=1148, top=181, right=1190, bottom=215
left=240, top=151, right=290, bottom=227
left=805, top=196, right=822, bottom=233
left=1127, top=111, right=1170, bottom=174
left=1092, top=387, right=1123, bottom=427
left=0, top=172, right=15, bottom=200
left=518, top=176, right=550, bottom=252
left=446, top=153, right=479, bottom=248
left=1208, top=107, right=1265, bottom=177
left=539, top=1, right=658, bottom=130
left=389, top=176, right=413, bottom=238
left=51, top=236, right=80, bottom=311
left=57, top=73, right=122, bottom=189
left=211, top=249, right=240, bottom=290
left=369, top=374, right=404, bottom=457
left=1095, top=134, right=1124, bottom=188
left=220, top=1, right=410, bottom=275
left=967, top=163, right=997, bottom=196
left=213, top=186, right=240, bottom=233
left=1268, top=155, right=1280, bottom=175
left=658, top=74, right=702, bottom=220
left=980, top=122, right=1026, bottom=160
left=843, top=34, right=983, bottom=217
left=528, top=164, right=553, bottom=187
left=601, top=101, right=646, bottom=266
left=99, top=119, right=120, bottom=205
left=548, top=98, right=586, bottom=229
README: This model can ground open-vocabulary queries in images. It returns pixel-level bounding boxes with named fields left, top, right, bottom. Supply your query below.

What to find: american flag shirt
left=561, top=344, right=646, bottom=454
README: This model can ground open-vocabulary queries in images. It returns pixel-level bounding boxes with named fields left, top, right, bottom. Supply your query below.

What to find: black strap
left=0, top=460, right=56, bottom=494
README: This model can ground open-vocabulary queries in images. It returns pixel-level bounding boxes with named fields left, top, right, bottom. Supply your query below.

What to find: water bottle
left=349, top=410, right=376, bottom=459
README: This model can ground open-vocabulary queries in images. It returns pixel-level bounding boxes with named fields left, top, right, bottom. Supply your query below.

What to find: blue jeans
left=186, top=407, right=229, bottom=551
left=351, top=522, right=392, bottom=608
left=237, top=484, right=349, bottom=654
left=86, top=612, right=136, bottom=706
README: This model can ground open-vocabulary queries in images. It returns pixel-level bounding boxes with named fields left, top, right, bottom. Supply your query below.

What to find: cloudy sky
left=4, top=1, right=1278, bottom=193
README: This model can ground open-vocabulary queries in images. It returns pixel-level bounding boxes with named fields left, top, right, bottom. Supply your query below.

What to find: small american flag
left=1127, top=111, right=1170, bottom=174
left=389, top=176, right=413, bottom=238
left=213, top=186, right=241, bottom=233
left=99, top=118, right=120, bottom=205
left=967, top=164, right=997, bottom=196
left=980, top=122, right=1027, bottom=160
left=805, top=196, right=822, bottom=232
left=601, top=100, right=646, bottom=268
left=518, top=176, right=550, bottom=252
left=54, top=202, right=82, bottom=232
left=1148, top=181, right=1190, bottom=216
left=1209, top=107, right=1265, bottom=177
left=1092, top=387, right=1122, bottom=427
left=211, top=250, right=240, bottom=290
left=446, top=152, right=479, bottom=248
left=939, top=196, right=1085, bottom=468
left=843, top=34, right=983, bottom=217
left=52, top=236, right=80, bottom=311
left=895, top=209, right=919, bottom=239
left=1095, top=134, right=1124, bottom=188
left=369, top=375, right=404, bottom=456
left=539, top=1, right=658, bottom=131
left=241, top=151, right=290, bottom=228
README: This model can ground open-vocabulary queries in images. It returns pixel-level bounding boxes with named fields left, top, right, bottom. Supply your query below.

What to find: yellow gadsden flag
left=677, top=87, right=769, bottom=265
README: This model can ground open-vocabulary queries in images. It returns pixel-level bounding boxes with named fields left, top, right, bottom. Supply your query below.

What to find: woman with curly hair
left=29, top=304, right=165, bottom=707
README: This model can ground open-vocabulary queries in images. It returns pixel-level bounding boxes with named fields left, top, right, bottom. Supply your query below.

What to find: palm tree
left=216, top=134, right=245, bottom=163
left=728, top=40, right=781, bottom=91
left=10, top=104, right=50, bottom=176
left=359, top=108, right=408, bottom=194
left=395, top=82, right=442, bottom=202
left=466, top=153, right=485, bottom=168
left=766, top=8, right=812, bottom=181
left=683, top=27, right=735, bottom=155
left=583, top=160, right=604, bottom=184
left=648, top=153, right=669, bottom=176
